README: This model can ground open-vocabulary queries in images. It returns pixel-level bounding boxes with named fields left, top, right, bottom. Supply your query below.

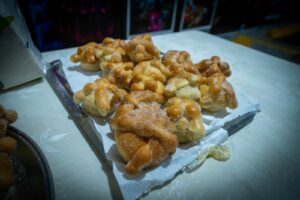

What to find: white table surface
left=1, top=30, right=300, bottom=200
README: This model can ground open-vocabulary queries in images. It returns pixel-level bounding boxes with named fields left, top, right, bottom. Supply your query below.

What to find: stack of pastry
left=0, top=105, right=18, bottom=191
left=70, top=34, right=238, bottom=175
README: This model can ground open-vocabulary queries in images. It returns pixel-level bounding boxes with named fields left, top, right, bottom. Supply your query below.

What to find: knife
left=45, top=60, right=109, bottom=164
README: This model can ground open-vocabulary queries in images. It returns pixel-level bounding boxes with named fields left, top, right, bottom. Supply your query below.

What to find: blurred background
left=17, top=0, right=300, bottom=64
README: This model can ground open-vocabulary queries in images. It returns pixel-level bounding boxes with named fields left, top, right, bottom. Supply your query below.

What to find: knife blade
left=45, top=60, right=109, bottom=164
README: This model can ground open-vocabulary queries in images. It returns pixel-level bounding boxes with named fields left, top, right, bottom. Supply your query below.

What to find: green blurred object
left=0, top=16, right=14, bottom=33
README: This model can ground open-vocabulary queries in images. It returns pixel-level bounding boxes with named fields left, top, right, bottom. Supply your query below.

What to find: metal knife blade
left=45, top=60, right=108, bottom=164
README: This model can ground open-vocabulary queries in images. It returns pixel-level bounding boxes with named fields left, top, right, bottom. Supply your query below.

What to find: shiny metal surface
left=45, top=60, right=108, bottom=163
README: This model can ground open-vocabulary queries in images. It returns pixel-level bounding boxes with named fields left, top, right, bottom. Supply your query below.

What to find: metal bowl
left=0, top=126, right=55, bottom=200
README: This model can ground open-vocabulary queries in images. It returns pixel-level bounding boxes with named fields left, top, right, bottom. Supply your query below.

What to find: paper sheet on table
left=62, top=62, right=261, bottom=200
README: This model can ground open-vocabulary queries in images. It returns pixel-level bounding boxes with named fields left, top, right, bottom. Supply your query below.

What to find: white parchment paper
left=62, top=63, right=261, bottom=200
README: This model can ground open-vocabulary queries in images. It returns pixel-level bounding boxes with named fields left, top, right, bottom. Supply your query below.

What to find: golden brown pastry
left=164, top=77, right=201, bottom=100
left=0, top=137, right=17, bottom=153
left=124, top=90, right=164, bottom=105
left=111, top=91, right=178, bottom=175
left=0, top=105, right=18, bottom=191
left=4, top=110, right=17, bottom=124
left=115, top=104, right=177, bottom=155
left=70, top=42, right=102, bottom=71
left=162, top=50, right=199, bottom=76
left=130, top=60, right=171, bottom=95
left=199, top=73, right=238, bottom=112
left=115, top=131, right=169, bottom=175
left=195, top=56, right=231, bottom=77
left=70, top=41, right=127, bottom=72
left=96, top=45, right=127, bottom=70
left=102, top=37, right=126, bottom=49
left=100, top=62, right=134, bottom=89
left=162, top=50, right=192, bottom=66
left=125, top=34, right=160, bottom=63
left=0, top=153, right=14, bottom=191
left=0, top=106, right=17, bottom=137
left=0, top=119, right=7, bottom=138
left=73, top=78, right=127, bottom=116
left=133, top=34, right=153, bottom=41
left=110, top=90, right=164, bottom=128
left=165, top=97, right=205, bottom=143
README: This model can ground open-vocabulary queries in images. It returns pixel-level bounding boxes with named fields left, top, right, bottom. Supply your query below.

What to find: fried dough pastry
left=0, top=106, right=17, bottom=137
left=96, top=45, right=127, bottom=69
left=162, top=50, right=198, bottom=76
left=0, top=119, right=7, bottom=138
left=0, top=153, right=14, bottom=191
left=112, top=91, right=178, bottom=175
left=70, top=41, right=127, bottom=72
left=133, top=34, right=153, bottom=41
left=162, top=50, right=192, bottom=67
left=131, top=60, right=171, bottom=95
left=102, top=37, right=126, bottom=49
left=164, top=77, right=201, bottom=100
left=199, top=73, right=238, bottom=112
left=125, top=34, right=160, bottom=63
left=111, top=90, right=164, bottom=128
left=70, top=42, right=101, bottom=71
left=101, top=62, right=134, bottom=89
left=124, top=90, right=164, bottom=105
left=0, top=105, right=17, bottom=191
left=195, top=56, right=231, bottom=77
left=115, top=131, right=170, bottom=175
left=115, top=107, right=177, bottom=154
left=73, top=78, right=127, bottom=116
left=165, top=97, right=205, bottom=143
left=0, top=137, right=17, bottom=152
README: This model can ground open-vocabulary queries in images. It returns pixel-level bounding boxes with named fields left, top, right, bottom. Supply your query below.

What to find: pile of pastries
left=0, top=105, right=18, bottom=191
left=70, top=34, right=238, bottom=175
